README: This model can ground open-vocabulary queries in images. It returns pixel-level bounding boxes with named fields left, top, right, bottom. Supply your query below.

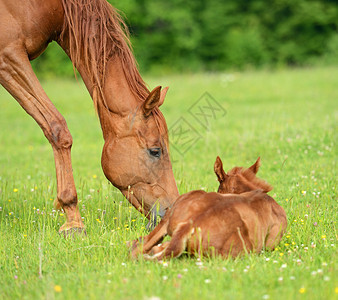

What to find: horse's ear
left=248, top=157, right=261, bottom=174
left=214, top=156, right=227, bottom=182
left=143, top=86, right=162, bottom=117
left=159, top=86, right=169, bottom=107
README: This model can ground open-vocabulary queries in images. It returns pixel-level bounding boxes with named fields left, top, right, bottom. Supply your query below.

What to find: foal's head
left=214, top=157, right=272, bottom=194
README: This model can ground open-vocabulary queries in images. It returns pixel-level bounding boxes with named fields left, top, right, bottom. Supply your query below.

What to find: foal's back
left=167, top=189, right=286, bottom=257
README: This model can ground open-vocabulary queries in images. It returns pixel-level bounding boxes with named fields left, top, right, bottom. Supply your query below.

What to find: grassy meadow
left=0, top=67, right=337, bottom=299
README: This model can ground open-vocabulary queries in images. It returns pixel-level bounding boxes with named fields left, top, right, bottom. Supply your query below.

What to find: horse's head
left=101, top=86, right=179, bottom=220
left=214, top=156, right=272, bottom=194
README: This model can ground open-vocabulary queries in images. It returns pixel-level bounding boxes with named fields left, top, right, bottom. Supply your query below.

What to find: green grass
left=0, top=67, right=337, bottom=299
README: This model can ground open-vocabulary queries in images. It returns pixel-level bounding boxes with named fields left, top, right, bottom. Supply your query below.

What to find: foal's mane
left=228, top=167, right=273, bottom=192
left=60, top=0, right=167, bottom=139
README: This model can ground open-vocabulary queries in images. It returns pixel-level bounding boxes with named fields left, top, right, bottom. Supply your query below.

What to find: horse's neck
left=101, top=57, right=139, bottom=115
left=74, top=56, right=140, bottom=139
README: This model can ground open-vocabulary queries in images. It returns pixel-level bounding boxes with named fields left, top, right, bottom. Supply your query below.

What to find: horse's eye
left=148, top=147, right=161, bottom=158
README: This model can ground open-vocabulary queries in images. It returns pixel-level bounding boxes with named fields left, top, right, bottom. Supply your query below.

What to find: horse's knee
left=58, top=188, right=78, bottom=207
left=49, top=120, right=73, bottom=149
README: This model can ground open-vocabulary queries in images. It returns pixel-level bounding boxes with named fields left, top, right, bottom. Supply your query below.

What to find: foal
left=131, top=157, right=287, bottom=259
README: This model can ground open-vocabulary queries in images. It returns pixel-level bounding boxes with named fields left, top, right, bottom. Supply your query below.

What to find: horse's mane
left=228, top=167, right=273, bottom=192
left=60, top=0, right=167, bottom=140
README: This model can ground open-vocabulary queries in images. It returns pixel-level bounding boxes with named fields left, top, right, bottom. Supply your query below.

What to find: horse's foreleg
left=0, top=45, right=84, bottom=236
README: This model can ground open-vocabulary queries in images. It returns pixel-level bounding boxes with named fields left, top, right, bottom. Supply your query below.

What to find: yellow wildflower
left=13, top=188, right=18, bottom=193
left=92, top=174, right=97, bottom=179
left=299, top=288, right=306, bottom=294
left=54, top=285, right=62, bottom=293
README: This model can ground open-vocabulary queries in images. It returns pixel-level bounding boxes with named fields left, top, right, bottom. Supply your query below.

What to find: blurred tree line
left=32, top=0, right=338, bottom=77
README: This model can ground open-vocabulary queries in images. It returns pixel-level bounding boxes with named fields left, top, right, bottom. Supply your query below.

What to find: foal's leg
left=265, top=223, right=286, bottom=250
left=131, top=211, right=170, bottom=258
left=0, top=44, right=84, bottom=236
left=146, top=221, right=194, bottom=260
left=150, top=241, right=170, bottom=254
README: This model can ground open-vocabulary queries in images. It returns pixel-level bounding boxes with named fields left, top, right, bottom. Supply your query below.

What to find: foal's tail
left=144, top=221, right=194, bottom=260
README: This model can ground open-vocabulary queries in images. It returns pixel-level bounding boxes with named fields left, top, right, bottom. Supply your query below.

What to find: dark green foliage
left=31, top=0, right=338, bottom=76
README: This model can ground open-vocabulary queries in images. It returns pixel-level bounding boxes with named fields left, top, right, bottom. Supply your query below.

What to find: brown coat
left=0, top=0, right=178, bottom=235
left=131, top=157, right=287, bottom=260
left=155, top=189, right=287, bottom=258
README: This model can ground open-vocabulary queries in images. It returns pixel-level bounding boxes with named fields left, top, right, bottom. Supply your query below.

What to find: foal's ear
left=214, top=156, right=227, bottom=182
left=143, top=86, right=162, bottom=117
left=248, top=157, right=261, bottom=174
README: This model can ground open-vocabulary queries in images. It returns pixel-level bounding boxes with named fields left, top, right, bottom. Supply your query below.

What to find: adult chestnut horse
left=0, top=0, right=179, bottom=235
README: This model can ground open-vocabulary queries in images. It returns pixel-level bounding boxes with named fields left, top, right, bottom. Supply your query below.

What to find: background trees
left=32, top=0, right=338, bottom=76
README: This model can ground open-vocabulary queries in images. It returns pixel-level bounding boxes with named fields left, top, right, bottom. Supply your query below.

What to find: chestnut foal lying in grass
left=131, top=157, right=287, bottom=260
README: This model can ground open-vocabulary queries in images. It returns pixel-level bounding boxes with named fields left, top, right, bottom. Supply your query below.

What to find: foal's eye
left=148, top=148, right=161, bottom=158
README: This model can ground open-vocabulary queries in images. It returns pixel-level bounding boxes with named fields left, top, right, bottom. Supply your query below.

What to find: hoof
left=129, top=237, right=143, bottom=251
left=125, top=240, right=133, bottom=248
left=59, top=227, right=87, bottom=238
